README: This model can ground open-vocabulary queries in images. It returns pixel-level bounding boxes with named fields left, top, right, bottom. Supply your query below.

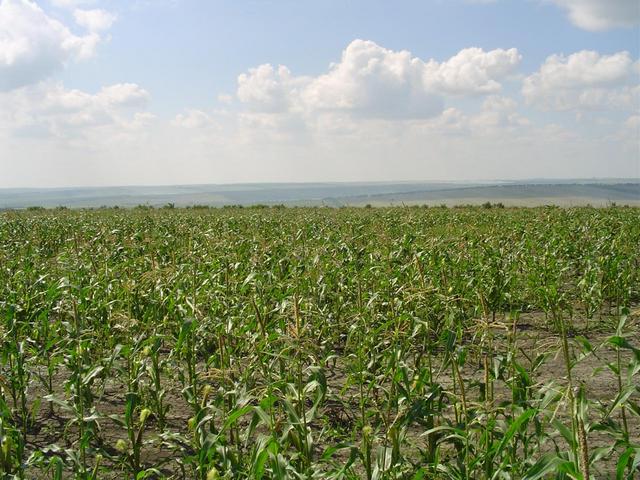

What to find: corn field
left=0, top=206, right=639, bottom=479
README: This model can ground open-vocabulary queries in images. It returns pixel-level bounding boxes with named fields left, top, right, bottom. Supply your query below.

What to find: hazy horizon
left=1, top=0, right=639, bottom=187
left=1, top=177, right=640, bottom=192
left=1, top=180, right=638, bottom=209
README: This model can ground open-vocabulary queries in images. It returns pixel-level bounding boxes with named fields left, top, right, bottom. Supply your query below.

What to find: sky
left=0, top=0, right=639, bottom=188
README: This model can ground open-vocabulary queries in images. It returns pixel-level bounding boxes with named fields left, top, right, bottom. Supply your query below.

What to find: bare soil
left=19, top=310, right=640, bottom=479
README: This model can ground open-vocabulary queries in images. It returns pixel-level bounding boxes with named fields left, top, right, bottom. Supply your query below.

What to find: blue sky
left=1, top=0, right=639, bottom=187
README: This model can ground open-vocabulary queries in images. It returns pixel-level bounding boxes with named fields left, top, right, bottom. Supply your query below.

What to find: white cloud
left=482, top=94, right=518, bottom=111
left=407, top=95, right=529, bottom=138
left=300, top=40, right=443, bottom=117
left=73, top=8, right=116, bottom=32
left=471, top=96, right=530, bottom=132
left=237, top=64, right=309, bottom=113
left=523, top=50, right=640, bottom=110
left=0, top=82, right=151, bottom=139
left=124, top=111, right=155, bottom=129
left=606, top=114, right=640, bottom=154
left=0, top=0, right=106, bottom=90
left=422, top=47, right=521, bottom=95
left=172, top=109, right=213, bottom=129
left=621, top=114, right=640, bottom=137
left=235, top=40, right=521, bottom=119
left=98, top=83, right=149, bottom=107
left=470, top=1, right=639, bottom=32
left=625, top=114, right=640, bottom=130
left=525, top=50, right=634, bottom=88
left=50, top=0, right=96, bottom=8
left=549, top=0, right=640, bottom=31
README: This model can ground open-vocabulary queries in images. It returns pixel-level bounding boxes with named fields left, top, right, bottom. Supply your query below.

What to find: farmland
left=0, top=206, right=639, bottom=479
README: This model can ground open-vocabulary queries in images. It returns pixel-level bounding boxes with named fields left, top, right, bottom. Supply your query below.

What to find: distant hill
left=0, top=180, right=638, bottom=209
left=328, top=182, right=640, bottom=207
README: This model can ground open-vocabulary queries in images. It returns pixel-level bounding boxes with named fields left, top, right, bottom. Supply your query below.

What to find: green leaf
left=522, top=454, right=565, bottom=480
left=551, top=419, right=576, bottom=448
left=616, top=446, right=640, bottom=480
left=492, top=408, right=536, bottom=458
left=82, top=365, right=104, bottom=386
left=223, top=405, right=253, bottom=430
left=321, top=442, right=353, bottom=460
left=607, top=385, right=638, bottom=417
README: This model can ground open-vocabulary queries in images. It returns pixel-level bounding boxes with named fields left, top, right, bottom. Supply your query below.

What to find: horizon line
left=1, top=177, right=639, bottom=192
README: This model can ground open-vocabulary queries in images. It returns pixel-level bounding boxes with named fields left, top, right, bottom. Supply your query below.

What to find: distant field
left=1, top=180, right=638, bottom=208
left=1, top=206, right=638, bottom=479
left=335, top=184, right=640, bottom=207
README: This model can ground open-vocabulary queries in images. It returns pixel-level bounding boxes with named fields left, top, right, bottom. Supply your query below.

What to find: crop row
left=0, top=207, right=638, bottom=479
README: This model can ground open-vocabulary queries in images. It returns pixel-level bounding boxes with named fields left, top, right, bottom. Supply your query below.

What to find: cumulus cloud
left=624, top=114, right=640, bottom=130
left=236, top=40, right=521, bottom=119
left=98, top=83, right=150, bottom=107
left=409, top=94, right=529, bottom=138
left=302, top=42, right=519, bottom=114
left=471, top=95, right=530, bottom=131
left=482, top=94, right=518, bottom=111
left=523, top=50, right=640, bottom=110
left=73, top=8, right=116, bottom=32
left=300, top=40, right=443, bottom=117
left=0, top=82, right=151, bottom=139
left=237, top=64, right=309, bottom=113
left=50, top=0, right=96, bottom=8
left=549, top=0, right=640, bottom=31
left=422, top=47, right=521, bottom=95
left=605, top=114, right=640, bottom=153
left=172, top=109, right=214, bottom=129
left=525, top=50, right=635, bottom=88
left=0, top=0, right=109, bottom=90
